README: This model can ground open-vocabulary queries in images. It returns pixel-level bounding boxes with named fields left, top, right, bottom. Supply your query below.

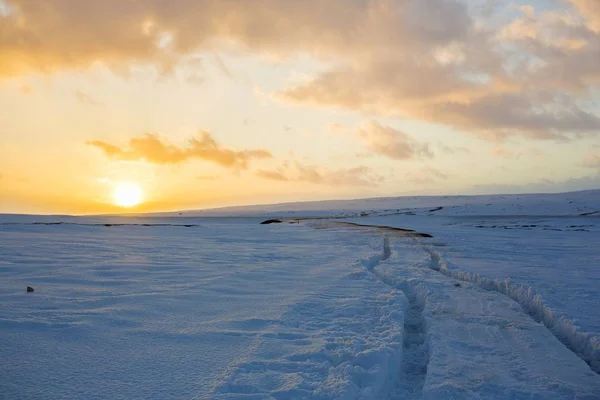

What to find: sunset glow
left=113, top=182, right=143, bottom=208
left=0, top=0, right=599, bottom=215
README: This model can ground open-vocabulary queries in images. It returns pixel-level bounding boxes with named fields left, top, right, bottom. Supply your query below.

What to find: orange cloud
left=358, top=120, right=432, bottom=160
left=0, top=0, right=470, bottom=77
left=280, top=64, right=600, bottom=140
left=255, top=170, right=289, bottom=182
left=492, top=147, right=519, bottom=159
left=408, top=166, right=449, bottom=184
left=256, top=162, right=382, bottom=187
left=583, top=152, right=600, bottom=169
left=75, top=90, right=104, bottom=106
left=439, top=144, right=470, bottom=155
left=570, top=0, right=600, bottom=31
left=2, top=0, right=600, bottom=141
left=87, top=132, right=272, bottom=169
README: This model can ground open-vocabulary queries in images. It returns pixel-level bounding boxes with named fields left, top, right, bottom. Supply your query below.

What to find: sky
left=0, top=0, right=599, bottom=214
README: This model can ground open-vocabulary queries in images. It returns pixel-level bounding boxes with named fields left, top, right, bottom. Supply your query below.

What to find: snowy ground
left=1, top=190, right=599, bottom=399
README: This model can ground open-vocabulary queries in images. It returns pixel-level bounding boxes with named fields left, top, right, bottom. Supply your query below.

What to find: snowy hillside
left=153, top=189, right=600, bottom=219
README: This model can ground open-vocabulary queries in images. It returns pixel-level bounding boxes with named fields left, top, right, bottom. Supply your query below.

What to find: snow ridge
left=422, top=246, right=600, bottom=374
left=359, top=235, right=391, bottom=270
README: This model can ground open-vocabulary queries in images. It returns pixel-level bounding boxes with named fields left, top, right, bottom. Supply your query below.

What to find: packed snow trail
left=356, top=236, right=429, bottom=399
left=312, top=221, right=600, bottom=398
left=374, top=236, right=600, bottom=398
left=322, top=218, right=600, bottom=376
left=397, top=286, right=428, bottom=399
left=420, top=244, right=600, bottom=375
left=209, top=233, right=410, bottom=399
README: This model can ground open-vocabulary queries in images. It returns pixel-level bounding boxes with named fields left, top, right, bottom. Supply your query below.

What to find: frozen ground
left=1, top=190, right=599, bottom=399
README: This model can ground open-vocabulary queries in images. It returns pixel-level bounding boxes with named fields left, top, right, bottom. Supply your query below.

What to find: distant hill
left=149, top=189, right=600, bottom=218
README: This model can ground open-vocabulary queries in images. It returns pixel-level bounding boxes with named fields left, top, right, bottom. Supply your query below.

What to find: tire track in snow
left=359, top=235, right=429, bottom=399
left=420, top=244, right=600, bottom=375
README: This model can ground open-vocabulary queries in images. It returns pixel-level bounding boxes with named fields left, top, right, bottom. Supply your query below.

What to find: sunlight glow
left=113, top=182, right=143, bottom=207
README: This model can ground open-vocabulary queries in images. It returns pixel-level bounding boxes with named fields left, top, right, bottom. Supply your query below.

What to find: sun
left=113, top=182, right=143, bottom=207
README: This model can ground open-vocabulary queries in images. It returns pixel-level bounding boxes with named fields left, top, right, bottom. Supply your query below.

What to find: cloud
left=185, top=73, right=205, bottom=85
left=256, top=162, right=382, bottom=187
left=439, top=144, right=470, bottom=155
left=570, top=0, right=600, bottom=31
left=408, top=166, right=449, bottom=184
left=1, top=0, right=599, bottom=141
left=273, top=3, right=600, bottom=141
left=0, top=0, right=470, bottom=77
left=528, top=148, right=547, bottom=160
left=492, top=147, right=519, bottom=159
left=213, top=55, right=233, bottom=79
left=583, top=153, right=600, bottom=169
left=492, top=4, right=600, bottom=93
left=255, top=170, right=289, bottom=182
left=87, top=132, right=272, bottom=169
left=327, top=123, right=348, bottom=135
left=358, top=120, right=432, bottom=160
left=280, top=63, right=600, bottom=141
left=430, top=93, right=600, bottom=140
left=75, top=90, right=104, bottom=106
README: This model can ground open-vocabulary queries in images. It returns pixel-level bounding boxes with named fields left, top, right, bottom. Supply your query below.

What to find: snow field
left=0, top=221, right=413, bottom=399
left=1, top=188, right=599, bottom=399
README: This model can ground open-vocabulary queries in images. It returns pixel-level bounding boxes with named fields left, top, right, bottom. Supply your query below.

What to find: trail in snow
left=357, top=235, right=429, bottom=399
left=204, top=228, right=411, bottom=399
left=341, top=224, right=600, bottom=398
left=322, top=219, right=600, bottom=376
left=420, top=244, right=600, bottom=375
left=396, top=286, right=428, bottom=399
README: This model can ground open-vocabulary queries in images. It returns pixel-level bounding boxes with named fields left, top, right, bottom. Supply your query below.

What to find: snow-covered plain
left=1, top=190, right=599, bottom=399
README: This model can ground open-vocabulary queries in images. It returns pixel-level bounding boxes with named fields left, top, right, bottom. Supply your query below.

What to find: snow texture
left=1, top=189, right=600, bottom=399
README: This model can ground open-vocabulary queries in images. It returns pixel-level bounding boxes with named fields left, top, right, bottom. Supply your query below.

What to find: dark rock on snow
left=260, top=219, right=283, bottom=225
